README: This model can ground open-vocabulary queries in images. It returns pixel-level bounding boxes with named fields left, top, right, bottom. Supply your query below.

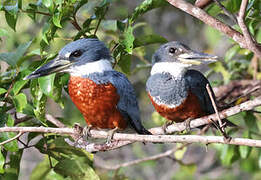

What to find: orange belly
left=148, top=91, right=205, bottom=123
left=68, top=76, right=127, bottom=129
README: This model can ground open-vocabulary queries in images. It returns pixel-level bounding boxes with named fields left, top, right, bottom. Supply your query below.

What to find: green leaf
left=52, top=12, right=62, bottom=28
left=224, top=45, right=240, bottom=62
left=117, top=53, right=131, bottom=74
left=4, top=4, right=19, bottom=31
left=0, top=28, right=9, bottom=38
left=0, top=88, right=7, bottom=95
left=0, top=41, right=32, bottom=66
left=174, top=143, right=187, bottom=160
left=204, top=26, right=222, bottom=47
left=7, top=149, right=23, bottom=177
left=30, top=79, right=47, bottom=124
left=239, top=131, right=252, bottom=159
left=179, top=163, right=197, bottom=175
left=243, top=111, right=258, bottom=132
left=133, top=34, right=167, bottom=48
left=54, top=157, right=100, bottom=180
left=38, top=74, right=55, bottom=97
left=31, top=156, right=63, bottom=180
left=131, top=0, right=167, bottom=22
left=0, top=147, right=5, bottom=173
left=259, top=149, right=261, bottom=169
left=12, top=79, right=29, bottom=95
left=225, top=0, right=241, bottom=13
left=220, top=145, right=237, bottom=166
left=35, top=137, right=92, bottom=159
left=13, top=93, right=27, bottom=112
left=209, top=61, right=231, bottom=83
left=151, top=111, right=166, bottom=126
left=0, top=115, right=19, bottom=152
left=121, top=26, right=134, bottom=54
left=42, top=0, right=53, bottom=9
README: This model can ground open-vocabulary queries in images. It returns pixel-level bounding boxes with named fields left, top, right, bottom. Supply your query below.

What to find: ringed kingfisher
left=25, top=38, right=151, bottom=141
left=146, top=41, right=233, bottom=132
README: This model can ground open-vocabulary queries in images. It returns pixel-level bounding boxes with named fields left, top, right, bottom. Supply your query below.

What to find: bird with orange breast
left=146, top=41, right=234, bottom=132
left=25, top=38, right=151, bottom=142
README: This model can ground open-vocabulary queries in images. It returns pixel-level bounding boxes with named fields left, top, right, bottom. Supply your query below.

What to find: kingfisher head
left=25, top=38, right=113, bottom=79
left=150, top=41, right=218, bottom=76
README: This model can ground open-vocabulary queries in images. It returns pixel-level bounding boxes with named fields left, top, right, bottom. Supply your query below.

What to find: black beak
left=24, top=57, right=72, bottom=80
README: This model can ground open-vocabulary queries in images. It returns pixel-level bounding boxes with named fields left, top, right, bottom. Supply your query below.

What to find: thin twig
left=94, top=18, right=102, bottom=36
left=166, top=0, right=261, bottom=58
left=0, top=131, right=23, bottom=146
left=206, top=84, right=228, bottom=138
left=95, top=141, right=191, bottom=170
left=237, top=0, right=261, bottom=58
left=71, top=16, right=82, bottom=32
left=45, top=114, right=66, bottom=128
left=213, top=0, right=237, bottom=24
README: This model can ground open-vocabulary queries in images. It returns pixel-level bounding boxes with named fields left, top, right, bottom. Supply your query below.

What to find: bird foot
left=106, top=127, right=118, bottom=144
left=162, top=121, right=173, bottom=134
left=82, top=125, right=93, bottom=140
left=184, top=118, right=192, bottom=132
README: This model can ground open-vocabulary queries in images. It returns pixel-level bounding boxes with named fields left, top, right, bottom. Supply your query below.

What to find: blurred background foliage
left=0, top=0, right=261, bottom=179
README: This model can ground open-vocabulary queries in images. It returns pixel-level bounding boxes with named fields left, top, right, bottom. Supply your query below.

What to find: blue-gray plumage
left=146, top=41, right=230, bottom=124
left=25, top=38, right=151, bottom=135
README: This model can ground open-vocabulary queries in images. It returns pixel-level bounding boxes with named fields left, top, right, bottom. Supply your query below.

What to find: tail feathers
left=222, top=118, right=237, bottom=127
left=137, top=127, right=152, bottom=135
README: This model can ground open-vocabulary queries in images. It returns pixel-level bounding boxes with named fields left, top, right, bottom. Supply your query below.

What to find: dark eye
left=71, top=50, right=82, bottom=57
left=169, top=47, right=177, bottom=54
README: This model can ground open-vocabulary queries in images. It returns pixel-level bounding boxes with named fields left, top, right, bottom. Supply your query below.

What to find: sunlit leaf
left=121, top=26, right=134, bottom=54
left=13, top=93, right=27, bottom=112
left=38, top=74, right=55, bottom=97
left=52, top=12, right=62, bottom=28
left=151, top=111, right=166, bottom=126
left=0, top=147, right=5, bottom=173
left=0, top=88, right=7, bottom=95
left=12, top=79, right=29, bottom=95
left=0, top=28, right=9, bottom=38
left=174, top=143, right=187, bottom=160
left=131, top=0, right=167, bottom=22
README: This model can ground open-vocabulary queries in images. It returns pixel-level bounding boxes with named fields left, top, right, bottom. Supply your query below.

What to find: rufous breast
left=68, top=76, right=127, bottom=129
left=148, top=91, right=205, bottom=123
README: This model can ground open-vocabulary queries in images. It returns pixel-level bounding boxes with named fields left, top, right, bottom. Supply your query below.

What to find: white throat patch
left=68, top=59, right=113, bottom=76
left=151, top=62, right=191, bottom=78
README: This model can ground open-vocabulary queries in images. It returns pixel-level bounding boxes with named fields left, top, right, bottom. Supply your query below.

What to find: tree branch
left=0, top=131, right=23, bottom=146
left=166, top=0, right=261, bottom=58
left=237, top=0, right=261, bottom=58
left=1, top=126, right=261, bottom=150
left=95, top=144, right=188, bottom=170
left=1, top=95, right=261, bottom=152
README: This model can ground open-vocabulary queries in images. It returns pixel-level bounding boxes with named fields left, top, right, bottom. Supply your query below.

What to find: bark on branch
left=1, top=96, right=261, bottom=152
left=166, top=0, right=261, bottom=58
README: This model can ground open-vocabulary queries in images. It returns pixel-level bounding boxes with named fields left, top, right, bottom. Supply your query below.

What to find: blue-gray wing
left=184, top=69, right=215, bottom=114
left=108, top=71, right=151, bottom=135
left=184, top=69, right=236, bottom=127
